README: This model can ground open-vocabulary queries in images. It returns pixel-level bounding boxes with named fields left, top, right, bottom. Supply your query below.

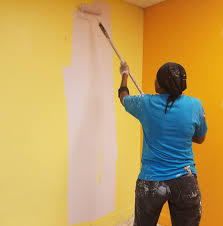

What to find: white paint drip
left=176, top=173, right=182, bottom=178
left=189, top=192, right=198, bottom=198
left=157, top=186, right=167, bottom=196
left=199, top=201, right=202, bottom=215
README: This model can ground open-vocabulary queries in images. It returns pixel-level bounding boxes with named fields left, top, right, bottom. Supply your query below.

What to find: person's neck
left=158, top=89, right=168, bottom=94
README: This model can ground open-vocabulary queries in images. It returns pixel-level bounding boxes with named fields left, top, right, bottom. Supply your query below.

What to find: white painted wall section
left=63, top=0, right=117, bottom=224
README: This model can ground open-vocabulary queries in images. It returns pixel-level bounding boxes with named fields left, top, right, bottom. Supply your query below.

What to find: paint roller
left=78, top=4, right=144, bottom=95
left=79, top=4, right=102, bottom=16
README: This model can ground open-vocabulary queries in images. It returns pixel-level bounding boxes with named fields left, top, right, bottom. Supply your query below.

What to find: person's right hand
left=120, top=62, right=129, bottom=76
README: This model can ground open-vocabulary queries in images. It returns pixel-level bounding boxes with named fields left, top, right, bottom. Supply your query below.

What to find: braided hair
left=157, top=62, right=187, bottom=114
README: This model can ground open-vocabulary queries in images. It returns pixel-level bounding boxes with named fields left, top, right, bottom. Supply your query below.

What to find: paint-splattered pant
left=134, top=174, right=202, bottom=226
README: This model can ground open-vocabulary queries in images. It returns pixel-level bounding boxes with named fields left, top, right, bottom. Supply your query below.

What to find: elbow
left=193, top=135, right=206, bottom=144
left=196, top=140, right=204, bottom=144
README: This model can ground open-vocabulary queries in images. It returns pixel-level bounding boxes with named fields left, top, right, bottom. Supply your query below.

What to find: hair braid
left=157, top=62, right=187, bottom=114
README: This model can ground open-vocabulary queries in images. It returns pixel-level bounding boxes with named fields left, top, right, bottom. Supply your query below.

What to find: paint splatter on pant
left=134, top=174, right=202, bottom=226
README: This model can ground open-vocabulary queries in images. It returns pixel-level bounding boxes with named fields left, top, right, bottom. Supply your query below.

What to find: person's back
left=124, top=93, right=207, bottom=181
left=118, top=62, right=207, bottom=226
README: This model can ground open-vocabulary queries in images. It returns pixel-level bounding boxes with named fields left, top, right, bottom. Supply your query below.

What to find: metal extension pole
left=99, top=23, right=144, bottom=95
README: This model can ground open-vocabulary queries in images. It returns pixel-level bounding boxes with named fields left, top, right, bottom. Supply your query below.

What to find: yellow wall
left=0, top=0, right=143, bottom=225
left=143, top=0, right=223, bottom=225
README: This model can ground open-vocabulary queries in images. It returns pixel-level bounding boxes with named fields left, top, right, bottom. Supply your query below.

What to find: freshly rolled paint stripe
left=64, top=1, right=117, bottom=224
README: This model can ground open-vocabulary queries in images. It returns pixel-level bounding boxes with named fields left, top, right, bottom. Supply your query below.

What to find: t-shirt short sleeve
left=123, top=95, right=144, bottom=120
left=194, top=103, right=207, bottom=138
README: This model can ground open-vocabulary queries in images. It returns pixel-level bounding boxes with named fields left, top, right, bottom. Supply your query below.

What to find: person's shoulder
left=124, top=94, right=148, bottom=100
left=181, top=95, right=203, bottom=112
left=143, top=93, right=158, bottom=99
left=182, top=95, right=202, bottom=105
left=124, top=93, right=156, bottom=104
left=123, top=94, right=147, bottom=105
left=141, top=93, right=154, bottom=102
left=129, top=93, right=151, bottom=99
left=143, top=94, right=152, bottom=98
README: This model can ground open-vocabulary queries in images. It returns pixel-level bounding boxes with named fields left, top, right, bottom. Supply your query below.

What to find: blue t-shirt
left=123, top=94, right=207, bottom=181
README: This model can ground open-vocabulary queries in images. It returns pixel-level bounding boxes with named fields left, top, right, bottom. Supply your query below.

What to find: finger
left=121, top=61, right=127, bottom=66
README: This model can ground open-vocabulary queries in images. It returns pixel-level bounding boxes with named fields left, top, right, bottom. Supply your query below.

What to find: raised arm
left=118, top=62, right=130, bottom=105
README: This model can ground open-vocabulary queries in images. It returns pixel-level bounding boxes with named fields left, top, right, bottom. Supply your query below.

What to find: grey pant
left=134, top=174, right=202, bottom=226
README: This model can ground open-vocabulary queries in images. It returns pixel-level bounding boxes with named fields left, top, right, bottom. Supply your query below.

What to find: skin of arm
left=192, top=135, right=206, bottom=144
left=119, top=73, right=129, bottom=105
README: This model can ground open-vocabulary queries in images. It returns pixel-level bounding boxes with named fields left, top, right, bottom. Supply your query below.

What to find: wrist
left=122, top=73, right=129, bottom=77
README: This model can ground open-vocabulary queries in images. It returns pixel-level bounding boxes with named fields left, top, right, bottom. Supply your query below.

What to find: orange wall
left=143, top=0, right=223, bottom=225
